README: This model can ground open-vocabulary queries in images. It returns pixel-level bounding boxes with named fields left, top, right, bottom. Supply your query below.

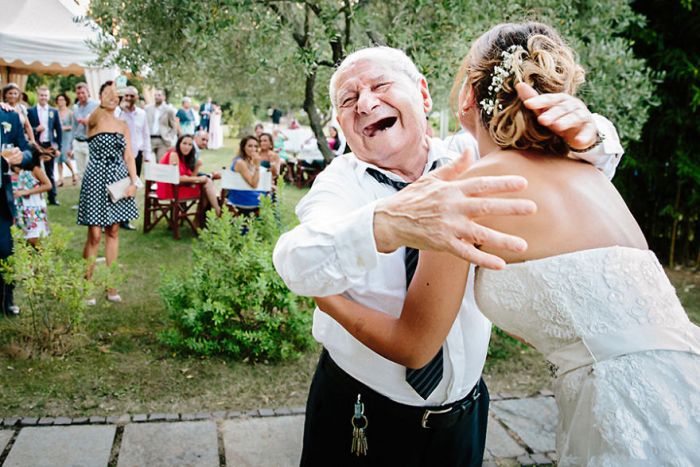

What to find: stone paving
left=0, top=394, right=558, bottom=466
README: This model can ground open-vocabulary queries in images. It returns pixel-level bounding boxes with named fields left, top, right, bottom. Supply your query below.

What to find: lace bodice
left=476, top=247, right=700, bottom=466
left=475, top=247, right=690, bottom=356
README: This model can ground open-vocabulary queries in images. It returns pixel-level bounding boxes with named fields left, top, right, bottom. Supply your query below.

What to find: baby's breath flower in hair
left=480, top=45, right=527, bottom=116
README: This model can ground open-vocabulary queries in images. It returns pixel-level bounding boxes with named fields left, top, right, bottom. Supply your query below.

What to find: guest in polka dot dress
left=77, top=81, right=139, bottom=305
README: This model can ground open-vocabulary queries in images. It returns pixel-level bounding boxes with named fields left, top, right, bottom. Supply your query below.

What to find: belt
left=547, top=324, right=700, bottom=377
left=320, top=349, right=484, bottom=430
left=74, top=137, right=87, bottom=142
left=150, top=135, right=163, bottom=139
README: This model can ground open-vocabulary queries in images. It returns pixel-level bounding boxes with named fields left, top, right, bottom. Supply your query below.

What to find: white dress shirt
left=151, top=105, right=163, bottom=135
left=118, top=107, right=152, bottom=161
left=274, top=138, right=491, bottom=407
left=38, top=104, right=49, bottom=143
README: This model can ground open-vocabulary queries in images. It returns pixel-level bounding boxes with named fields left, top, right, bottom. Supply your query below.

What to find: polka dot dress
left=77, top=132, right=139, bottom=226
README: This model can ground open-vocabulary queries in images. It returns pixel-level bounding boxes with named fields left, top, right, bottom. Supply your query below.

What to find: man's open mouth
left=362, top=117, right=398, bottom=137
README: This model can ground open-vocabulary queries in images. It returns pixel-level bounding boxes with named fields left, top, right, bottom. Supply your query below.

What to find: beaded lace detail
left=476, top=247, right=700, bottom=466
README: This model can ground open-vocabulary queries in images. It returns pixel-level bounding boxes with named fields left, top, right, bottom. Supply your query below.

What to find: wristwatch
left=569, top=131, right=605, bottom=153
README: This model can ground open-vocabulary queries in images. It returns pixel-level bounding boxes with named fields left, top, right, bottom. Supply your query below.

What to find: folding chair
left=220, top=167, right=273, bottom=216
left=296, top=140, right=326, bottom=188
left=143, top=163, right=206, bottom=239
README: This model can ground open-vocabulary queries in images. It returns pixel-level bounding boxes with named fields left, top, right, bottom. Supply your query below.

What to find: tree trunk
left=668, top=181, right=682, bottom=268
left=303, top=67, right=334, bottom=163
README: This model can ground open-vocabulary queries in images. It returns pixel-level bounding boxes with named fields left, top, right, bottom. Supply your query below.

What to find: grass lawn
left=0, top=139, right=698, bottom=417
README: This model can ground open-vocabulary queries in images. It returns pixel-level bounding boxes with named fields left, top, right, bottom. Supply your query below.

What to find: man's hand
left=35, top=124, right=45, bottom=133
left=4, top=148, right=24, bottom=166
left=516, top=82, right=597, bottom=151
left=0, top=103, right=14, bottom=112
left=67, top=150, right=73, bottom=159
left=373, top=149, right=536, bottom=269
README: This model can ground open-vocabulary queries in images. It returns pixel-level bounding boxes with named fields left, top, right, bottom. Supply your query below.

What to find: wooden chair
left=220, top=167, right=273, bottom=217
left=295, top=141, right=326, bottom=188
left=142, top=163, right=206, bottom=239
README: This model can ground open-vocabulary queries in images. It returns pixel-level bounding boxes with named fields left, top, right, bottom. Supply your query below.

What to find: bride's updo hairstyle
left=454, top=22, right=585, bottom=156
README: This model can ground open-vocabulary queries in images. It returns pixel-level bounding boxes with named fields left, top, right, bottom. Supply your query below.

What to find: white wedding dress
left=475, top=247, right=700, bottom=466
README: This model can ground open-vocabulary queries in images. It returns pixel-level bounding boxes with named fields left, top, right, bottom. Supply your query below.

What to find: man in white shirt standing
left=117, top=86, right=151, bottom=230
left=118, top=86, right=151, bottom=177
left=273, top=47, right=624, bottom=466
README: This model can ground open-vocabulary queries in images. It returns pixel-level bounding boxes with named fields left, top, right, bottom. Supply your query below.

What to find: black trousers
left=40, top=142, right=57, bottom=204
left=0, top=215, right=14, bottom=315
left=135, top=150, right=143, bottom=177
left=301, top=350, right=489, bottom=467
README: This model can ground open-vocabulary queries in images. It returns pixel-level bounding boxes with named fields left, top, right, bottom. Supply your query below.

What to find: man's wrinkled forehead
left=335, top=60, right=411, bottom=98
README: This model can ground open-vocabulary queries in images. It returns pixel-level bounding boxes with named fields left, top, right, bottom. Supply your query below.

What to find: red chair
left=142, top=163, right=206, bottom=239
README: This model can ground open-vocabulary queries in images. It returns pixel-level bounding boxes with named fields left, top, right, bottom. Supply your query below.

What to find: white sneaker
left=85, top=298, right=97, bottom=306
left=9, top=305, right=19, bottom=315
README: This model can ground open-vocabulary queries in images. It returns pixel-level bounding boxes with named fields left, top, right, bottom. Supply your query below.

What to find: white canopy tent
left=0, top=0, right=117, bottom=97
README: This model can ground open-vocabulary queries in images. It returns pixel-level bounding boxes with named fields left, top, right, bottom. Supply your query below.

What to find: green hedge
left=159, top=198, right=313, bottom=362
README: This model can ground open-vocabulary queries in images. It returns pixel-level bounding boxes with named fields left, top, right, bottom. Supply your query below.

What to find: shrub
left=0, top=226, right=113, bottom=356
left=159, top=196, right=314, bottom=362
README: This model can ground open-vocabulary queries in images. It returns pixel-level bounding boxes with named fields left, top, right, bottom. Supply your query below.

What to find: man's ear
left=419, top=77, right=433, bottom=115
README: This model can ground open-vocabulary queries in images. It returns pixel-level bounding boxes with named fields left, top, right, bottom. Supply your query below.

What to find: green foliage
left=487, top=326, right=529, bottom=360
left=158, top=198, right=314, bottom=362
left=0, top=226, right=112, bottom=356
left=619, top=0, right=700, bottom=266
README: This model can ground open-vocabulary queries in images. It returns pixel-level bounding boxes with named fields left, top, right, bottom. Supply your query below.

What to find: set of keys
left=351, top=393, right=368, bottom=456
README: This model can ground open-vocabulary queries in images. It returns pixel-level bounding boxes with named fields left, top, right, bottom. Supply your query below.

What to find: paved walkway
left=0, top=393, right=557, bottom=466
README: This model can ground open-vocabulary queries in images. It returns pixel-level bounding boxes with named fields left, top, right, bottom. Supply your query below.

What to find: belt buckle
left=421, top=406, right=452, bottom=429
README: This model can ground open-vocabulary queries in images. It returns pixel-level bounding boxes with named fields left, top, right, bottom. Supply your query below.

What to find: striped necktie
left=365, top=165, right=444, bottom=400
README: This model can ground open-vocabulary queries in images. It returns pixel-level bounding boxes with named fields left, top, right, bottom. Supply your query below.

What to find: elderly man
left=273, top=47, right=623, bottom=466
left=70, top=82, right=99, bottom=180
left=192, top=129, right=209, bottom=159
left=27, top=86, right=62, bottom=205
left=146, top=89, right=179, bottom=160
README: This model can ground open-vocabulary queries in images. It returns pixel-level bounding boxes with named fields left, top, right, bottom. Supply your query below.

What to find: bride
left=315, top=21, right=700, bottom=465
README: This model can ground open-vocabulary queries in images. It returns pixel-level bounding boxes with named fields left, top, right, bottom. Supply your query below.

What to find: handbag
left=107, top=177, right=142, bottom=203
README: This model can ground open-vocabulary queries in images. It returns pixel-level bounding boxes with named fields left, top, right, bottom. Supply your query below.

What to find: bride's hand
left=516, top=82, right=598, bottom=151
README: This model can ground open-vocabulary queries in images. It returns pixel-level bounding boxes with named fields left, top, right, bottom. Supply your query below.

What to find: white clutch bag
left=107, top=177, right=142, bottom=203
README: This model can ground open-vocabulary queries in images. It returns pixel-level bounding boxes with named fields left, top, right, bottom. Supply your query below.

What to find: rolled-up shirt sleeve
left=273, top=178, right=382, bottom=297
left=568, top=114, right=624, bottom=180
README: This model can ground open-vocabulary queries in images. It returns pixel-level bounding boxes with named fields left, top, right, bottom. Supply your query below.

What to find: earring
left=460, top=108, right=468, bottom=116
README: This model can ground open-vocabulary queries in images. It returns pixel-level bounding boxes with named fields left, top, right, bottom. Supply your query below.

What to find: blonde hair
left=452, top=22, right=585, bottom=156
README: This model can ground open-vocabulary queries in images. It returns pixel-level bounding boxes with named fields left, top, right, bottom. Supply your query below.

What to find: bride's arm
left=315, top=250, right=469, bottom=368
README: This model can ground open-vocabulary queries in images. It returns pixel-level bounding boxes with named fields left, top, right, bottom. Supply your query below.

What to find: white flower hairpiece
left=480, top=45, right=527, bottom=116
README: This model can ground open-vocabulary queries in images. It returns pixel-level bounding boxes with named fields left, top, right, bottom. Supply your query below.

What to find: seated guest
left=327, top=126, right=341, bottom=153
left=156, top=135, right=221, bottom=217
left=258, top=132, right=281, bottom=179
left=227, top=136, right=268, bottom=215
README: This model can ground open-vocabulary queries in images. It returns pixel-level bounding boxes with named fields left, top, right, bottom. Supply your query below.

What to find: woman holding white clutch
left=77, top=81, right=139, bottom=304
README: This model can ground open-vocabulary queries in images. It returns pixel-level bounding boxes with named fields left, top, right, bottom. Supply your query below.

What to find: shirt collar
left=349, top=137, right=455, bottom=182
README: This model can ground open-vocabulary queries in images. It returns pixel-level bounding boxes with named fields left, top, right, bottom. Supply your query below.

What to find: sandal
left=72, top=175, right=77, bottom=186
left=57, top=180, right=64, bottom=187
left=106, top=292, right=122, bottom=303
